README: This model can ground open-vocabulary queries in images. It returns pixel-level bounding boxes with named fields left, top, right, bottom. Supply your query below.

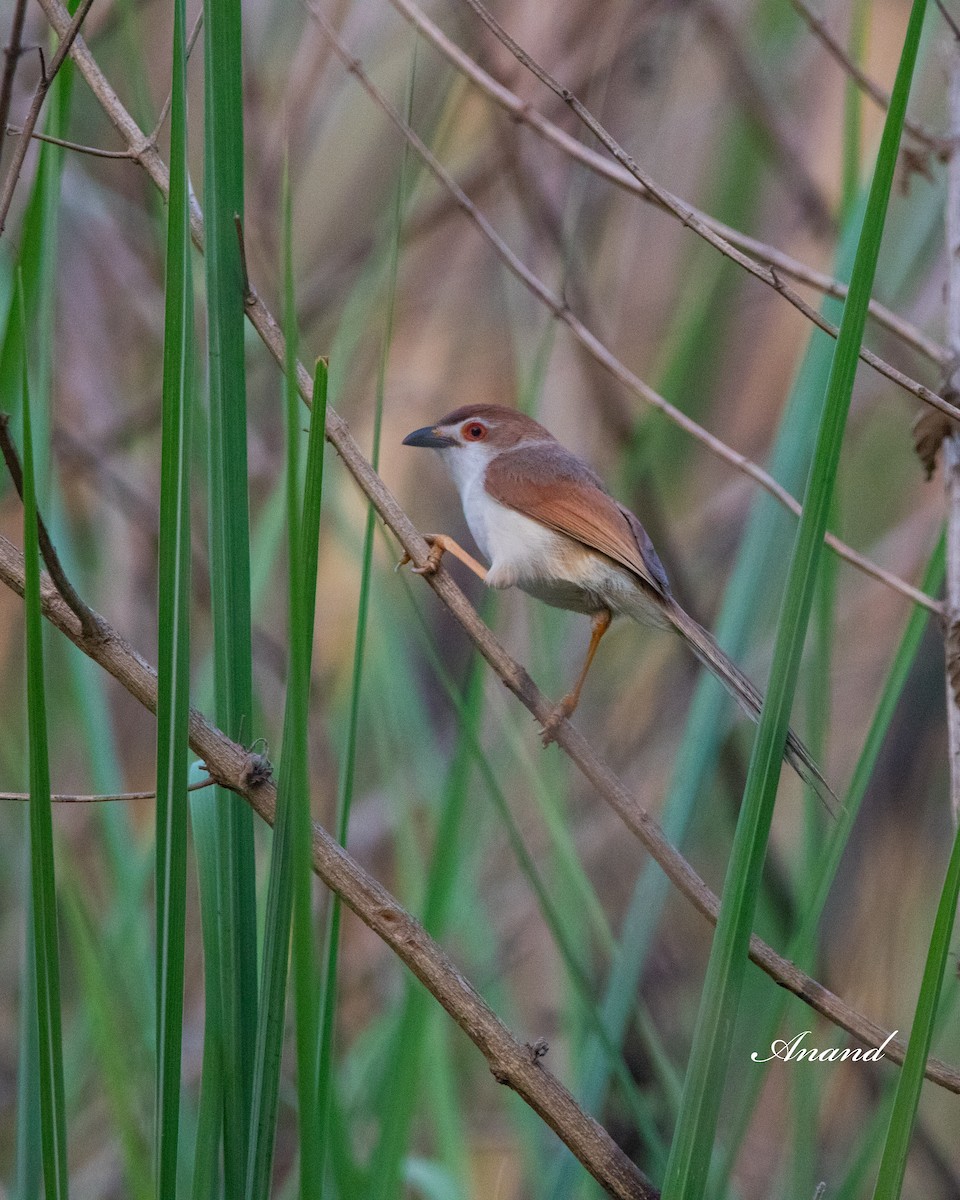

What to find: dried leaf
left=913, top=408, right=959, bottom=479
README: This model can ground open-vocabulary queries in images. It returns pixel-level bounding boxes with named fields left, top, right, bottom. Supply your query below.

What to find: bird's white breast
left=435, top=440, right=668, bottom=624
left=439, top=443, right=622, bottom=613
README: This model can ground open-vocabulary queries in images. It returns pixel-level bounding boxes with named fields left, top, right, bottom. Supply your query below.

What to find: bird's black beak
left=402, top=425, right=455, bottom=448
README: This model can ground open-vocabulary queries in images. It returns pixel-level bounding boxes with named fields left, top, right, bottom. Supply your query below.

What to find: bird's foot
left=397, top=535, right=445, bottom=576
left=540, top=696, right=576, bottom=747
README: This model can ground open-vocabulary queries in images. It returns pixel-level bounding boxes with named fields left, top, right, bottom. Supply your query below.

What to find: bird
left=402, top=402, right=834, bottom=809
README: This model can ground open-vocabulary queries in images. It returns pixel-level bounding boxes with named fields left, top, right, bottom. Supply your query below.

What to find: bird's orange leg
left=541, top=608, right=612, bottom=746
left=399, top=534, right=488, bottom=582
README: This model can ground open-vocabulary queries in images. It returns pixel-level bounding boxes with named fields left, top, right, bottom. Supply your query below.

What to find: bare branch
left=146, top=8, right=203, bottom=148
left=0, top=0, right=95, bottom=236
left=0, top=779, right=215, bottom=803
left=944, top=54, right=960, bottom=825
left=0, top=0, right=29, bottom=176
left=0, top=531, right=658, bottom=1200
left=0, top=412, right=105, bottom=641
left=789, top=0, right=952, bottom=155
left=27, top=0, right=960, bottom=1097
left=385, top=0, right=948, bottom=370
left=308, top=6, right=941, bottom=615
left=5, top=122, right=133, bottom=158
left=452, top=0, right=957, bottom=422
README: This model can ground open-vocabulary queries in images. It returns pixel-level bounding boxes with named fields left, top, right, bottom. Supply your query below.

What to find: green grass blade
left=246, top=148, right=329, bottom=1193
left=662, top=3, right=928, bottom=1193
left=317, top=41, right=417, bottom=1187
left=15, top=869, right=42, bottom=1200
left=154, top=0, right=195, bottom=1186
left=202, top=0, right=258, bottom=1184
left=62, top=888, right=153, bottom=1200
left=189, top=769, right=226, bottom=1200
left=20, top=291, right=69, bottom=1200
left=244, top=153, right=299, bottom=1200
left=289, top=360, right=329, bottom=1198
left=710, top=531, right=945, bottom=1193
left=871, top=795, right=960, bottom=1196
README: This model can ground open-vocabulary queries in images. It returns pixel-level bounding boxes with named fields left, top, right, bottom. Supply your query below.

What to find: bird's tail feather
left=662, top=600, right=838, bottom=815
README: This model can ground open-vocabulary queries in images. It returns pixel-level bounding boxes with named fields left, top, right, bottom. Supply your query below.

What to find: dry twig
left=0, top=0, right=95, bottom=236
left=0, top=0, right=29, bottom=176
left=0, top=532, right=657, bottom=1200
left=788, top=0, right=952, bottom=156
left=0, top=780, right=215, bottom=803
left=944, top=56, right=960, bottom=823
left=310, top=6, right=941, bottom=615
left=0, top=412, right=104, bottom=641
left=385, top=0, right=948, bottom=370
left=452, top=0, right=957, bottom=424
left=26, top=0, right=960, bottom=1102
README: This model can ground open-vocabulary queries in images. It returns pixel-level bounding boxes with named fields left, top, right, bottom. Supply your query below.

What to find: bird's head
left=402, top=405, right=553, bottom=481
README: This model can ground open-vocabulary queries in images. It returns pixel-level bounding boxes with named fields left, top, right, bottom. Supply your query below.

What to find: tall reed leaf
left=202, top=0, right=258, bottom=1185
left=318, top=43, right=416, bottom=1186
left=662, top=3, right=928, bottom=1194
left=154, top=0, right=194, bottom=1187
left=246, top=150, right=328, bottom=1196
left=20, top=301, right=69, bottom=1200
left=871, top=795, right=960, bottom=1196
left=289, top=359, right=329, bottom=1197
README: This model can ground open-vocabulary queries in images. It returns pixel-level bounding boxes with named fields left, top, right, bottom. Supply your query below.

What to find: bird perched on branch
left=402, top=403, right=833, bottom=809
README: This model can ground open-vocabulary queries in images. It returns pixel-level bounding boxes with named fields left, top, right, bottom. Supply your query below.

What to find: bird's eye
left=463, top=422, right=487, bottom=441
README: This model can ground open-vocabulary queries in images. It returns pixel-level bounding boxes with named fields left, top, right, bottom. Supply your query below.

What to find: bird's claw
left=396, top=536, right=443, bottom=576
left=540, top=698, right=574, bottom=747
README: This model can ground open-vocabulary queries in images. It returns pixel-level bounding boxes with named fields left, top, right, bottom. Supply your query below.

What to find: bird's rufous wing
left=484, top=445, right=671, bottom=597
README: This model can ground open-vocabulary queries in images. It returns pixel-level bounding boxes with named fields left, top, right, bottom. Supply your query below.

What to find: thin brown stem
left=5, top=123, right=134, bottom=158
left=385, top=0, right=948, bottom=369
left=309, top=6, right=941, bottom=616
left=0, top=413, right=104, bottom=641
left=453, top=0, right=957, bottom=422
left=0, top=0, right=29, bottom=176
left=0, top=779, right=215, bottom=803
left=27, top=0, right=960, bottom=1097
left=147, top=8, right=203, bottom=147
left=945, top=54, right=960, bottom=825
left=0, top=0, right=95, bottom=236
left=788, top=0, right=952, bottom=155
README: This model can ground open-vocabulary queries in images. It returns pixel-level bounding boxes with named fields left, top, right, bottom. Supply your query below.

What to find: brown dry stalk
left=452, top=0, right=958, bottom=424
left=0, top=0, right=29, bottom=176
left=0, top=0, right=95, bottom=235
left=944, top=56, right=960, bottom=824
left=34, top=0, right=941, bottom=616
left=3, top=520, right=960, bottom=1107
left=310, top=6, right=941, bottom=616
left=385, top=0, right=947, bottom=369
left=25, top=0, right=960, bottom=1101
left=788, top=0, right=952, bottom=154
left=0, top=535, right=656, bottom=1200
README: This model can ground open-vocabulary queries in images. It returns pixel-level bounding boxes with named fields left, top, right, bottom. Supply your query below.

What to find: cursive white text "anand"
left=751, top=1031, right=897, bottom=1064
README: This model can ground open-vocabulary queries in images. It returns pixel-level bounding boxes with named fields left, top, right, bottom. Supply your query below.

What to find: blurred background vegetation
left=0, top=0, right=958, bottom=1195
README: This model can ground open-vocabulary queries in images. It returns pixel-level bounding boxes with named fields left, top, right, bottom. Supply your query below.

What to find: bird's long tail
left=661, top=599, right=838, bottom=815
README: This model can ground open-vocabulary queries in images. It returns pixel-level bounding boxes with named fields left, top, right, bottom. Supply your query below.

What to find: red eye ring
left=463, top=422, right=487, bottom=441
